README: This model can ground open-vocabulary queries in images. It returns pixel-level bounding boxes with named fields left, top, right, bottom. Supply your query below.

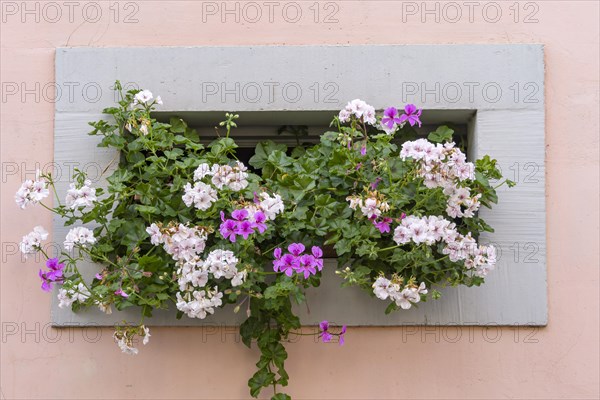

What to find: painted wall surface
left=0, top=1, right=598, bottom=399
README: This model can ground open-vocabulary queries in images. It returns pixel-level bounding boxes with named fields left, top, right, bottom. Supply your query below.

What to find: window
left=52, top=45, right=546, bottom=326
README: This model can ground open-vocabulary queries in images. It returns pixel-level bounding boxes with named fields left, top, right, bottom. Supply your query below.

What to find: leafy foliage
left=38, top=82, right=513, bottom=399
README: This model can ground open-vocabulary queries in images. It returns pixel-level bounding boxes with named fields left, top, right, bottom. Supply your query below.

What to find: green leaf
left=272, top=394, right=292, bottom=400
left=248, top=368, right=275, bottom=398
left=428, top=125, right=454, bottom=143
left=169, top=117, right=187, bottom=133
left=249, top=141, right=288, bottom=169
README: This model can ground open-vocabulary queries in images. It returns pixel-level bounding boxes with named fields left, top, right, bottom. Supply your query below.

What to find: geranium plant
left=16, top=82, right=513, bottom=399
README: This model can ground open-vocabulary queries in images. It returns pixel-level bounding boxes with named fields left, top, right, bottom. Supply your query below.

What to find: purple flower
left=311, top=246, right=324, bottom=271
left=381, top=107, right=402, bottom=130
left=38, top=270, right=52, bottom=292
left=251, top=211, right=268, bottom=234
left=273, top=248, right=284, bottom=272
left=298, top=255, right=317, bottom=279
left=231, top=209, right=249, bottom=221
left=288, top=243, right=305, bottom=256
left=253, top=192, right=260, bottom=203
left=319, top=320, right=347, bottom=345
left=46, top=258, right=64, bottom=272
left=38, top=258, right=65, bottom=292
left=319, top=320, right=332, bottom=343
left=360, top=145, right=367, bottom=156
left=219, top=219, right=238, bottom=242
left=370, top=177, right=382, bottom=190
left=273, top=244, right=324, bottom=278
left=339, top=325, right=347, bottom=345
left=355, top=163, right=363, bottom=171
left=115, top=288, right=129, bottom=298
left=280, top=254, right=299, bottom=277
left=398, top=104, right=422, bottom=127
left=374, top=217, right=393, bottom=233
left=235, top=220, right=254, bottom=240
left=95, top=273, right=103, bottom=280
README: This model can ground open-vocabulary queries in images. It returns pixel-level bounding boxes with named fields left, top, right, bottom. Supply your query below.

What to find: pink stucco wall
left=1, top=1, right=598, bottom=399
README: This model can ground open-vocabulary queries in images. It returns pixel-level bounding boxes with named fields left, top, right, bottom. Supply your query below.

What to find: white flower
left=338, top=109, right=351, bottom=123
left=72, top=283, right=91, bottom=302
left=15, top=175, right=49, bottom=209
left=57, top=283, right=90, bottom=308
left=96, top=301, right=113, bottom=314
left=142, top=326, right=151, bottom=345
left=155, top=96, right=163, bottom=105
left=393, top=287, right=420, bottom=310
left=133, top=89, right=154, bottom=105
left=258, top=193, right=284, bottom=220
left=190, top=269, right=209, bottom=288
left=182, top=182, right=218, bottom=211
left=139, top=124, right=149, bottom=136
left=339, top=99, right=377, bottom=126
left=360, top=198, right=381, bottom=219
left=57, top=288, right=75, bottom=309
left=64, top=227, right=96, bottom=251
left=346, top=196, right=363, bottom=210
left=231, top=270, right=247, bottom=287
left=146, top=223, right=163, bottom=245
left=114, top=332, right=139, bottom=355
left=155, top=224, right=207, bottom=262
left=206, top=249, right=239, bottom=279
left=193, top=163, right=213, bottom=181
left=393, top=225, right=411, bottom=245
left=65, top=180, right=97, bottom=209
left=373, top=277, right=393, bottom=300
left=19, top=226, right=48, bottom=258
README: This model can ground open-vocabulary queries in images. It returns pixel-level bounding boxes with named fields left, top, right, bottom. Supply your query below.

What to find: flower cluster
left=176, top=249, right=245, bottom=293
left=182, top=181, right=217, bottom=210
left=392, top=215, right=497, bottom=277
left=198, top=162, right=249, bottom=191
left=248, top=192, right=285, bottom=220
left=64, top=227, right=96, bottom=251
left=15, top=174, right=49, bottom=209
left=183, top=161, right=251, bottom=210
left=380, top=104, right=422, bottom=134
left=372, top=277, right=428, bottom=310
left=57, top=283, right=90, bottom=308
left=39, top=258, right=65, bottom=292
left=442, top=233, right=498, bottom=277
left=146, top=222, right=208, bottom=262
left=400, top=139, right=480, bottom=218
left=175, top=286, right=224, bottom=320
left=346, top=192, right=390, bottom=219
left=65, top=179, right=97, bottom=209
left=273, top=244, right=324, bottom=279
left=19, top=226, right=48, bottom=258
left=220, top=209, right=267, bottom=242
left=338, top=99, right=377, bottom=125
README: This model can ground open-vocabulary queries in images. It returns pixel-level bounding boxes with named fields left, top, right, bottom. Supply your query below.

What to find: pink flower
left=382, top=107, right=402, bottom=130
left=235, top=221, right=254, bottom=240
left=115, top=288, right=129, bottom=298
left=398, top=104, right=422, bottom=127
left=374, top=217, right=393, bottom=233
left=220, top=219, right=238, bottom=242
left=288, top=243, right=305, bottom=256
left=251, top=211, right=268, bottom=234
left=319, top=320, right=332, bottom=343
